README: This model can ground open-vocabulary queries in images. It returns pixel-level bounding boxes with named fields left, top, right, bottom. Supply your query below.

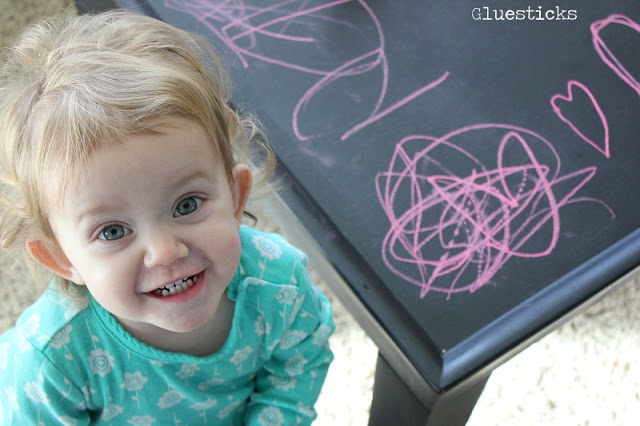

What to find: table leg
left=369, top=353, right=489, bottom=426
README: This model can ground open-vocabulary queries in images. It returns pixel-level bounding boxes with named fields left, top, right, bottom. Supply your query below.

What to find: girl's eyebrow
left=170, top=170, right=215, bottom=193
left=75, top=202, right=122, bottom=225
left=75, top=170, right=215, bottom=224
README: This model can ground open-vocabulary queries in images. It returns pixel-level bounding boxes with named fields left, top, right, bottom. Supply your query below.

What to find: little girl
left=0, top=10, right=334, bottom=425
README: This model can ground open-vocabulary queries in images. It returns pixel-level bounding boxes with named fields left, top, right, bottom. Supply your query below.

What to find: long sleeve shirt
left=0, top=226, right=335, bottom=425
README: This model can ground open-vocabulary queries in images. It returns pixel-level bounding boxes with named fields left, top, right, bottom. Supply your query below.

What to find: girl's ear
left=231, top=164, right=253, bottom=222
left=26, top=239, right=85, bottom=285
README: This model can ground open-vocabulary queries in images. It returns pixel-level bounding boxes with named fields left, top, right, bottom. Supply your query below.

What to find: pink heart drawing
left=591, top=14, right=640, bottom=97
left=550, top=80, right=610, bottom=158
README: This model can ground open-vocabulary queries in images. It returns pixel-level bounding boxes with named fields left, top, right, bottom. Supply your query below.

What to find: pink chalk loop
left=375, top=124, right=612, bottom=299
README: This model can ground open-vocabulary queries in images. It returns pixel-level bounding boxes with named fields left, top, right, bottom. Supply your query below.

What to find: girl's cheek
left=228, top=232, right=241, bottom=250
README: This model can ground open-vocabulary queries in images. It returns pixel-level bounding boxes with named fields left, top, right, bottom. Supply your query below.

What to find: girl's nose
left=143, top=228, right=189, bottom=268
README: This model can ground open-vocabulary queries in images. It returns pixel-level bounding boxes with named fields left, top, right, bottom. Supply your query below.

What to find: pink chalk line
left=164, top=0, right=449, bottom=141
left=375, top=124, right=614, bottom=299
left=591, top=14, right=640, bottom=96
left=550, top=80, right=610, bottom=158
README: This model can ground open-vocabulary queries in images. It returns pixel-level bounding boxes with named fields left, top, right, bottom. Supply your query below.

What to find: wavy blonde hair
left=0, top=10, right=276, bottom=292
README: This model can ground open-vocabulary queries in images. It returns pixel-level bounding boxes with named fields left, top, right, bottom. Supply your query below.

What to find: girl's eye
left=174, top=196, right=202, bottom=217
left=99, top=224, right=132, bottom=241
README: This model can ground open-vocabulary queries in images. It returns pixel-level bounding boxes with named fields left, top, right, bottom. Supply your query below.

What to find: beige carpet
left=1, top=1, right=638, bottom=424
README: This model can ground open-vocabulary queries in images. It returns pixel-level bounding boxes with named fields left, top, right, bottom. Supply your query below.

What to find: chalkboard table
left=77, top=1, right=640, bottom=424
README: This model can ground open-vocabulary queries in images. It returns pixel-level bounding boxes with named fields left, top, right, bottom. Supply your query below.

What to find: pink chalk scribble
left=375, top=124, right=613, bottom=299
left=550, top=80, right=610, bottom=158
left=163, top=0, right=448, bottom=141
left=592, top=14, right=640, bottom=96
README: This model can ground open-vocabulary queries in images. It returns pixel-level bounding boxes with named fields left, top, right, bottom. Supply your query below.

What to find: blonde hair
left=0, top=10, right=276, bottom=292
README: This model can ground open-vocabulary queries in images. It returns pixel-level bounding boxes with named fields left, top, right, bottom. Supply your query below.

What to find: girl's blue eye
left=99, top=224, right=131, bottom=241
left=174, top=196, right=202, bottom=217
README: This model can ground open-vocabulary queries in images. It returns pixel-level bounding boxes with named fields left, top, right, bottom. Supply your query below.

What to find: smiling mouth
left=151, top=274, right=200, bottom=297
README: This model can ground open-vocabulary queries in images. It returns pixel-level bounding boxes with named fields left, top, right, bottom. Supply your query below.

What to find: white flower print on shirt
left=284, top=354, right=308, bottom=376
left=218, top=397, right=243, bottom=420
left=276, top=286, right=300, bottom=329
left=252, top=235, right=283, bottom=260
left=59, top=416, right=79, bottom=426
left=197, top=366, right=225, bottom=391
left=77, top=383, right=95, bottom=410
left=63, top=296, right=89, bottom=321
left=190, top=397, right=217, bottom=422
left=198, top=377, right=225, bottom=392
left=275, top=287, right=298, bottom=305
left=24, top=381, right=50, bottom=404
left=88, top=348, right=114, bottom=377
left=126, top=415, right=156, bottom=425
left=190, top=397, right=217, bottom=411
left=253, top=234, right=284, bottom=278
left=309, top=369, right=318, bottom=390
left=246, top=277, right=268, bottom=287
left=312, top=324, right=333, bottom=347
left=18, top=314, right=40, bottom=340
left=176, top=363, right=199, bottom=380
left=296, top=402, right=315, bottom=417
left=52, top=324, right=80, bottom=370
left=268, top=375, right=297, bottom=391
left=122, top=371, right=148, bottom=408
left=49, top=290, right=88, bottom=321
left=230, top=345, right=253, bottom=368
left=49, top=325, right=72, bottom=349
left=101, top=404, right=123, bottom=421
left=279, top=330, right=307, bottom=350
left=122, top=372, right=148, bottom=392
left=157, top=389, right=185, bottom=408
left=257, top=406, right=284, bottom=426
left=85, top=320, right=114, bottom=377
left=289, top=292, right=313, bottom=326
left=254, top=315, right=271, bottom=336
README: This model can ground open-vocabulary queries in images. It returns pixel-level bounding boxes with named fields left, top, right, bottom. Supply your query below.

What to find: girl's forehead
left=45, top=118, right=227, bottom=209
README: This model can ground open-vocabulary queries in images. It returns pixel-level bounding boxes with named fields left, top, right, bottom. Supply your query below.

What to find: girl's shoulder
left=2, top=286, right=91, bottom=353
left=238, top=225, right=309, bottom=285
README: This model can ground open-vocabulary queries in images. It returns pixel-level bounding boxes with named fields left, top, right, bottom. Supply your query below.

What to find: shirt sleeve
left=0, top=329, right=91, bottom=425
left=245, top=261, right=335, bottom=426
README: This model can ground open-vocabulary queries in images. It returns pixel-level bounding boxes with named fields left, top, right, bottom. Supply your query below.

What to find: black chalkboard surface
left=97, top=0, right=640, bottom=390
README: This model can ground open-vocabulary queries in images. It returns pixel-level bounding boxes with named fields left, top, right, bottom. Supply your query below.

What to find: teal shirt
left=0, top=226, right=335, bottom=425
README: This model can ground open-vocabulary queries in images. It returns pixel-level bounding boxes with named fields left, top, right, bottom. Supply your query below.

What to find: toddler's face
left=44, top=118, right=251, bottom=336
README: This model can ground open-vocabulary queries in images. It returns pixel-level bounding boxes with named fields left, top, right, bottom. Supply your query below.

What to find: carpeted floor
left=1, top=1, right=638, bottom=425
